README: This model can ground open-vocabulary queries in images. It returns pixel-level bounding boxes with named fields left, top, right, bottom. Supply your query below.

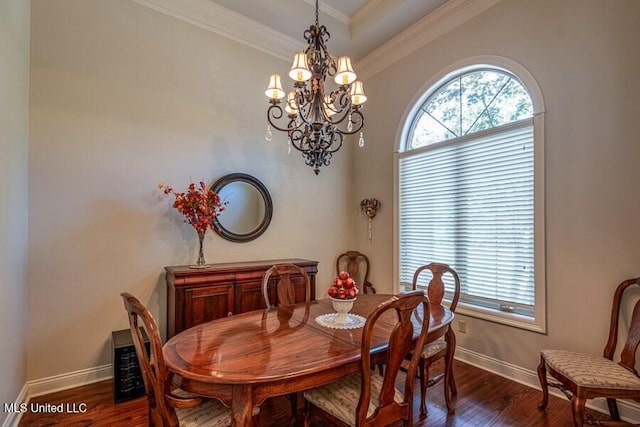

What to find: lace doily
left=315, top=313, right=366, bottom=329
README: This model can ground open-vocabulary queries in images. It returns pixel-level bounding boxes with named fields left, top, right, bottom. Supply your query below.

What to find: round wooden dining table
left=163, top=293, right=454, bottom=427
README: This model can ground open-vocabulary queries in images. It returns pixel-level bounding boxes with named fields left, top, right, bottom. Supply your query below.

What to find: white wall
left=28, top=0, right=353, bottom=380
left=24, top=0, right=640, bottom=394
left=0, top=0, right=30, bottom=422
left=354, top=0, right=640, bottom=370
left=0, top=0, right=30, bottom=421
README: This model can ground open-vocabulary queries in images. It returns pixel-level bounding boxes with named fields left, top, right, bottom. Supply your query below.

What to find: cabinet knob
left=227, top=311, right=233, bottom=317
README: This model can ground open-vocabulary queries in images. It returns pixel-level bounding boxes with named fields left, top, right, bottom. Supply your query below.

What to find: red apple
left=348, top=288, right=357, bottom=298
left=328, top=287, right=337, bottom=297
left=338, top=271, right=349, bottom=280
left=337, top=288, right=347, bottom=299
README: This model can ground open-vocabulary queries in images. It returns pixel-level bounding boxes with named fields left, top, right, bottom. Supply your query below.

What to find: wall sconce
left=360, top=198, right=381, bottom=241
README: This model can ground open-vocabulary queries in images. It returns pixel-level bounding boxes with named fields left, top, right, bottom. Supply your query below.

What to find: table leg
left=232, top=384, right=254, bottom=427
left=444, top=326, right=456, bottom=414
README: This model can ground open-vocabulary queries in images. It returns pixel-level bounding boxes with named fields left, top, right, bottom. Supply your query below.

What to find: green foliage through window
left=409, top=70, right=533, bottom=149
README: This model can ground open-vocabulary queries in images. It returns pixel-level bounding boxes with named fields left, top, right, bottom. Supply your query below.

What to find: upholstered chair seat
left=171, top=389, right=231, bottom=427
left=537, top=277, right=640, bottom=426
left=303, top=372, right=403, bottom=426
left=303, top=291, right=430, bottom=427
left=170, top=389, right=260, bottom=427
left=540, top=350, right=640, bottom=390
left=420, top=337, right=447, bottom=359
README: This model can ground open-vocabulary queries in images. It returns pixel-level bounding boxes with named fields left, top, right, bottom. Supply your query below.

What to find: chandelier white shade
left=264, top=74, right=285, bottom=100
left=264, top=0, right=367, bottom=174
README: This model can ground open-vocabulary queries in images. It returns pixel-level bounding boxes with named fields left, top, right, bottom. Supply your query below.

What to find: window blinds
left=399, top=120, right=534, bottom=316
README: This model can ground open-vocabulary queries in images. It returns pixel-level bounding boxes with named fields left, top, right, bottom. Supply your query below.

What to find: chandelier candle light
left=264, top=0, right=367, bottom=175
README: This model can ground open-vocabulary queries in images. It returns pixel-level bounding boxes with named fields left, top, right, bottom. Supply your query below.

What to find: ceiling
left=207, top=0, right=449, bottom=62
left=134, top=0, right=502, bottom=79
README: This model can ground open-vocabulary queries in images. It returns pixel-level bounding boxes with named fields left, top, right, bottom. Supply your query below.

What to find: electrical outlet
left=458, top=320, right=467, bottom=333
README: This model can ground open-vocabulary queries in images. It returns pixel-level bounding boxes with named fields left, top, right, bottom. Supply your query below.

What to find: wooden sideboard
left=165, top=258, right=318, bottom=338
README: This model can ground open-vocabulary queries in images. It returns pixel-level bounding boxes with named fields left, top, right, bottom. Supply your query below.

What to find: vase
left=193, top=230, right=207, bottom=268
left=331, top=297, right=356, bottom=325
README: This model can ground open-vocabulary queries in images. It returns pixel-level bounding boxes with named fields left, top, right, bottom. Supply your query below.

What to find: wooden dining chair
left=410, top=263, right=461, bottom=416
left=336, top=250, right=376, bottom=294
left=120, top=293, right=259, bottom=427
left=262, top=263, right=311, bottom=308
left=302, top=290, right=430, bottom=427
left=537, top=277, right=640, bottom=427
left=262, top=263, right=312, bottom=423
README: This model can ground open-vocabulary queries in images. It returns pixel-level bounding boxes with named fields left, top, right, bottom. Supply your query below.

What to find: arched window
left=397, top=61, right=545, bottom=332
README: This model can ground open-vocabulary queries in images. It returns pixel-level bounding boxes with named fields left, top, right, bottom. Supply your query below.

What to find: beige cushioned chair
left=410, top=262, right=461, bottom=416
left=537, top=277, right=640, bottom=426
left=303, top=290, right=430, bottom=427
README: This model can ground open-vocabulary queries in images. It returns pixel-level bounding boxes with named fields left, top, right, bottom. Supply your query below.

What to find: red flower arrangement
left=328, top=271, right=359, bottom=300
left=158, top=181, right=227, bottom=234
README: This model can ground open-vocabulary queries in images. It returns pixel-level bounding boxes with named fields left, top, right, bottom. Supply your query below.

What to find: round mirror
left=211, top=173, right=273, bottom=242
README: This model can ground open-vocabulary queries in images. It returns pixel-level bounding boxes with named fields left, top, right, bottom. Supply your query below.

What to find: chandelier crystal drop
left=264, top=0, right=367, bottom=175
left=264, top=125, right=273, bottom=142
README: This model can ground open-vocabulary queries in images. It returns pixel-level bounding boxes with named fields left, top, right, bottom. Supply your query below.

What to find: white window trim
left=393, top=55, right=547, bottom=333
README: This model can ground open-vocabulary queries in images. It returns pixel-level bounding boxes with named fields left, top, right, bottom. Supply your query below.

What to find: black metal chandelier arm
left=345, top=109, right=365, bottom=134
left=304, top=151, right=322, bottom=170
left=305, top=145, right=334, bottom=171
left=329, top=88, right=350, bottom=108
left=297, top=85, right=313, bottom=105
left=289, top=128, right=309, bottom=152
left=323, top=108, right=364, bottom=135
left=286, top=116, right=301, bottom=132
left=320, top=106, right=348, bottom=126
left=322, top=130, right=344, bottom=154
left=267, top=104, right=297, bottom=133
left=292, top=94, right=316, bottom=128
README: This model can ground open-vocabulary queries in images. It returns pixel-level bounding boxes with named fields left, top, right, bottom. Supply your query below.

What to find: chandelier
left=264, top=0, right=367, bottom=175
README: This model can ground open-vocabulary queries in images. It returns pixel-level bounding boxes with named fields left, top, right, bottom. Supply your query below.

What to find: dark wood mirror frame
left=211, top=173, right=273, bottom=243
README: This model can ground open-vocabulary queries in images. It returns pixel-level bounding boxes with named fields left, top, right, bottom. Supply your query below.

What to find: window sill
left=455, top=303, right=546, bottom=334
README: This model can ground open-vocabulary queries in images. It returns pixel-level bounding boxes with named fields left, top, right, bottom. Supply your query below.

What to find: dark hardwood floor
left=19, top=360, right=611, bottom=426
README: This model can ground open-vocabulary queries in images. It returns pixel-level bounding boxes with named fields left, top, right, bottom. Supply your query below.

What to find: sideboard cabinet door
left=234, top=280, right=266, bottom=314
left=184, top=284, right=234, bottom=330
left=165, top=259, right=318, bottom=338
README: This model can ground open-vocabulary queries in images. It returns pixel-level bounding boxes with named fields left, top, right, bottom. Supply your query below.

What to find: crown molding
left=351, top=0, right=402, bottom=30
left=132, top=0, right=302, bottom=62
left=132, top=0, right=503, bottom=80
left=355, top=0, right=504, bottom=80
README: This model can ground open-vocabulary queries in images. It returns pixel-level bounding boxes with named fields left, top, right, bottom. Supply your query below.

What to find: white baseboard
left=27, top=364, right=113, bottom=398
left=456, top=347, right=640, bottom=424
left=4, top=349, right=640, bottom=426
left=1, top=364, right=113, bottom=427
